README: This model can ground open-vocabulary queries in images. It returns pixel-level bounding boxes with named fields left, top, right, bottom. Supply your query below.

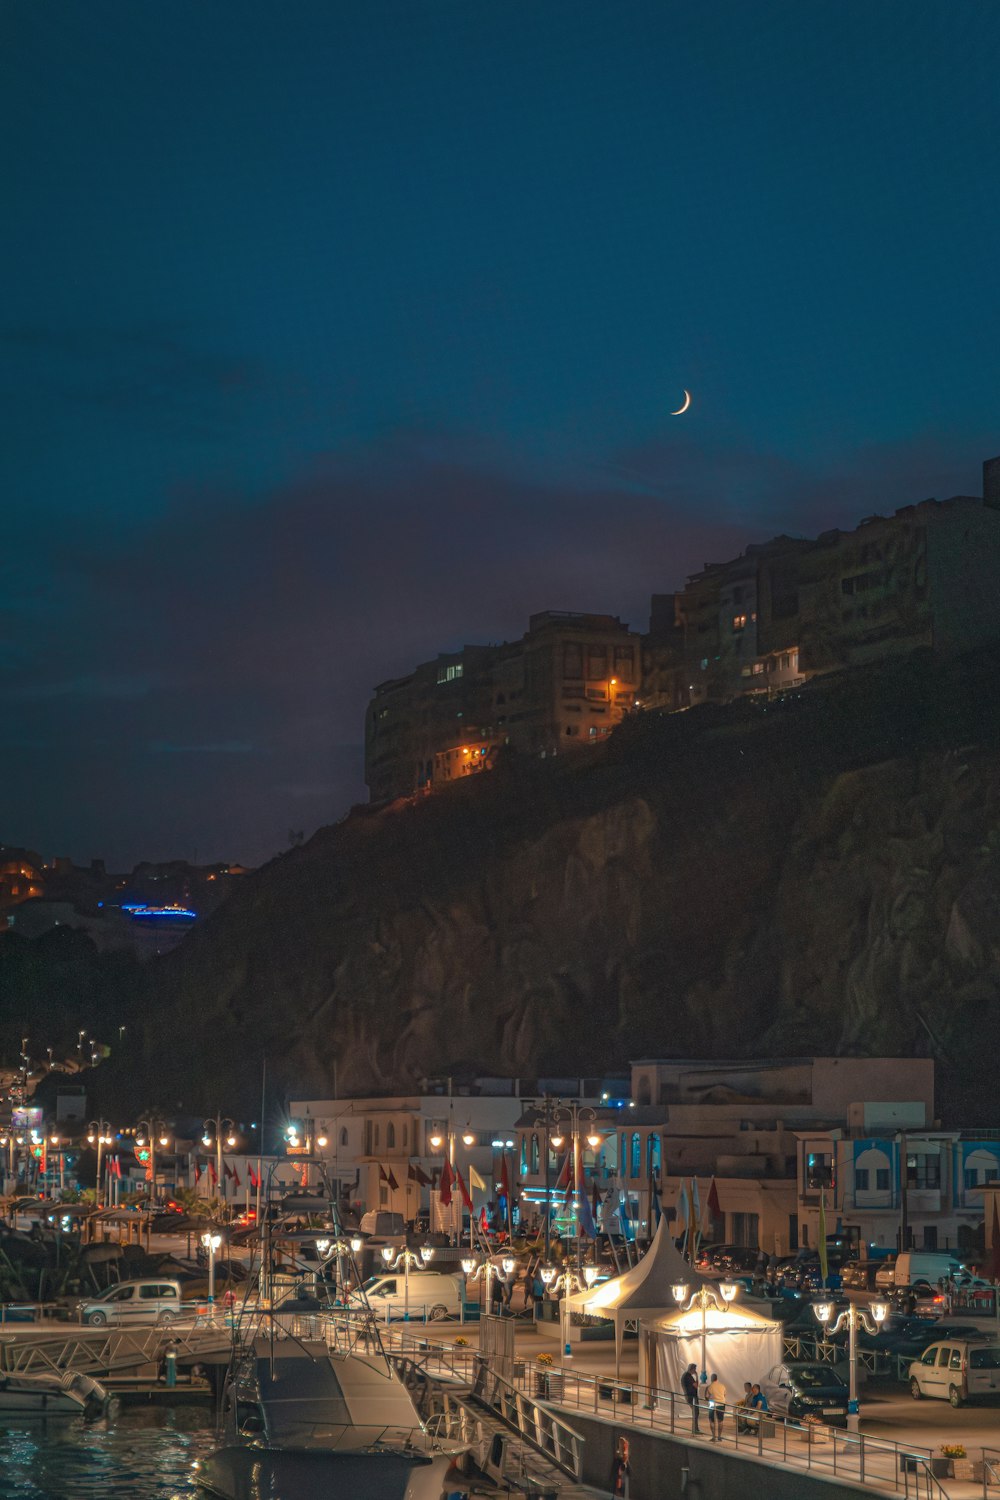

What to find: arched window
left=401, top=1123, right=408, bottom=1150
left=520, top=1137, right=527, bottom=1176
left=387, top=1123, right=396, bottom=1149
left=630, top=1132, right=641, bottom=1178
left=373, top=1125, right=380, bottom=1151
left=531, top=1134, right=539, bottom=1174
left=339, top=1127, right=348, bottom=1148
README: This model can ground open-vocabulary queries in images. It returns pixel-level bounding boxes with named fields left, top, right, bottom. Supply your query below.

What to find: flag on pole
left=248, top=1165, right=258, bottom=1189
left=469, top=1164, right=487, bottom=1193
left=408, top=1161, right=432, bottom=1186
left=224, top=1163, right=234, bottom=1180
left=455, top=1168, right=474, bottom=1214
left=479, top=1206, right=489, bottom=1236
left=208, top=1159, right=218, bottom=1187
left=675, top=1180, right=689, bottom=1234
left=575, top=1153, right=596, bottom=1238
left=689, top=1178, right=701, bottom=1259
left=231, top=1165, right=241, bottom=1189
left=194, top=1159, right=202, bottom=1184
left=386, top=1165, right=399, bottom=1192
left=554, top=1151, right=572, bottom=1193
left=438, top=1159, right=453, bottom=1208
left=818, top=1188, right=829, bottom=1284
left=706, top=1176, right=722, bottom=1227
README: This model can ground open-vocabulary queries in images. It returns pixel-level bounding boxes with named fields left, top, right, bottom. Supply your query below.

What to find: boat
left=0, top=1369, right=109, bottom=1418
left=193, top=1166, right=466, bottom=1500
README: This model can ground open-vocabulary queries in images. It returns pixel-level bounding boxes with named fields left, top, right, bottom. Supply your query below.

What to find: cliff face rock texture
left=125, top=653, right=1000, bottom=1121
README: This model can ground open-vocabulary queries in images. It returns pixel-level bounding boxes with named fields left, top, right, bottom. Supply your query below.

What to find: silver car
left=78, top=1279, right=182, bottom=1326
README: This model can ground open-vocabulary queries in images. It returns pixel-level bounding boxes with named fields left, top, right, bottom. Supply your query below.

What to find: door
left=108, top=1286, right=137, bottom=1323
left=927, top=1347, right=951, bottom=1397
left=915, top=1347, right=939, bottom=1396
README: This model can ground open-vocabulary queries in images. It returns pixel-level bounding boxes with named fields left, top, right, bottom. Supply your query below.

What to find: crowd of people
left=680, top=1365, right=770, bottom=1440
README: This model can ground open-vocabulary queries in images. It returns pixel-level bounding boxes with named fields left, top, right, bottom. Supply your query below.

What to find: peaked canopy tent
left=641, top=1297, right=783, bottom=1398
left=563, top=1217, right=717, bottom=1378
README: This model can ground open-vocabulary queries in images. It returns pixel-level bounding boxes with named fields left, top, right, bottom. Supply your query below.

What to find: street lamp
left=315, top=1232, right=364, bottom=1302
left=202, top=1231, right=222, bottom=1313
left=814, top=1298, right=888, bottom=1431
left=671, top=1281, right=739, bottom=1394
left=533, top=1099, right=599, bottom=1268
left=86, top=1119, right=115, bottom=1203
left=202, top=1113, right=235, bottom=1200
left=462, top=1254, right=516, bottom=1316
left=380, top=1244, right=434, bottom=1321
left=541, top=1264, right=596, bottom=1359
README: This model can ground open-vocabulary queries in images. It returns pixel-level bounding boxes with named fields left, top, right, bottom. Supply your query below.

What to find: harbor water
left=0, top=1405, right=216, bottom=1500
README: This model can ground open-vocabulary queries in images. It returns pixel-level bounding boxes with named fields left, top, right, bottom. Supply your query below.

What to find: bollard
left=165, top=1347, right=177, bottom=1389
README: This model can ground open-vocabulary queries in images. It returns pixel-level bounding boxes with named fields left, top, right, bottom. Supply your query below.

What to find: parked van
left=77, top=1279, right=183, bottom=1326
left=893, top=1252, right=964, bottom=1288
left=350, top=1271, right=465, bottom=1321
left=908, top=1338, right=1000, bottom=1405
left=359, top=1210, right=405, bottom=1237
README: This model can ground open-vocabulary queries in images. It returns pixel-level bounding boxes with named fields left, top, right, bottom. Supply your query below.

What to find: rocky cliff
left=118, top=650, right=1000, bottom=1123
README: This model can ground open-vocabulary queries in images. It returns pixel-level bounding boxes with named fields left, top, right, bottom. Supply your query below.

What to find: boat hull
left=193, top=1444, right=458, bottom=1500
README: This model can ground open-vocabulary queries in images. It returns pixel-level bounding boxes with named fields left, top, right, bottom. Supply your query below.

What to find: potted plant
left=931, top=1445, right=963, bottom=1478
left=942, top=1446, right=979, bottom=1482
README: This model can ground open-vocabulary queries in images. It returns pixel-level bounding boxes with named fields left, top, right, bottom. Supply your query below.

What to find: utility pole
left=898, top=1130, right=909, bottom=1253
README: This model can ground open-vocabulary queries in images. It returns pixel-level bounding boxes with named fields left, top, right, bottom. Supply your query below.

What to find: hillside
left=111, top=650, right=1000, bottom=1124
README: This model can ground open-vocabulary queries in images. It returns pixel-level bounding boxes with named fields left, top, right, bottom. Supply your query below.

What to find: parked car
left=77, top=1279, right=183, bottom=1326
left=890, top=1282, right=948, bottom=1317
left=841, top=1261, right=881, bottom=1291
left=909, top=1338, right=1000, bottom=1406
left=892, top=1252, right=965, bottom=1289
left=348, top=1270, right=466, bottom=1320
left=763, top=1362, right=850, bottom=1424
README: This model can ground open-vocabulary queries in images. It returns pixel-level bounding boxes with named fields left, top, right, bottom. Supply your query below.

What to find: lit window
left=437, top=663, right=464, bottom=684
left=732, top=615, right=747, bottom=632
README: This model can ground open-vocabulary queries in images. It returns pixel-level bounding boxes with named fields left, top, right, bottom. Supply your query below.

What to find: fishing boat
left=193, top=1168, right=465, bottom=1500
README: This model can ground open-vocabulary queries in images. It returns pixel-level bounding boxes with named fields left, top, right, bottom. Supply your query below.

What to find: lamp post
left=462, top=1253, right=517, bottom=1317
left=548, top=1101, right=599, bottom=1270
left=671, top=1281, right=740, bottom=1393
left=315, top=1232, right=364, bottom=1303
left=202, top=1230, right=222, bottom=1314
left=202, top=1113, right=236, bottom=1202
left=381, top=1243, right=434, bottom=1321
left=86, top=1119, right=114, bottom=1204
left=462, top=1128, right=476, bottom=1250
left=136, top=1118, right=170, bottom=1203
left=540, top=1263, right=599, bottom=1359
left=814, top=1298, right=888, bottom=1431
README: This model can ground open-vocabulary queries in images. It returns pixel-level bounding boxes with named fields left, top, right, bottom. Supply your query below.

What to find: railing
left=505, top=1354, right=940, bottom=1497
left=782, top=1330, right=915, bottom=1382
left=982, top=1446, right=1000, bottom=1497
left=472, top=1358, right=584, bottom=1480
left=0, top=1322, right=230, bottom=1378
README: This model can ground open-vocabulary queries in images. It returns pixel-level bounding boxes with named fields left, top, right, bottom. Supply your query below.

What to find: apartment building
left=365, top=611, right=641, bottom=802
left=642, top=457, right=1000, bottom=711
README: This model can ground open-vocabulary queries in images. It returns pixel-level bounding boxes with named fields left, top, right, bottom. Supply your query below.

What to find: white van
left=77, top=1279, right=183, bottom=1326
left=350, top=1271, right=465, bottom=1321
left=893, top=1252, right=964, bottom=1288
left=909, top=1339, right=1000, bottom=1405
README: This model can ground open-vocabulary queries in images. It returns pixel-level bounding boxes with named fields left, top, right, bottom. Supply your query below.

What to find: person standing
left=681, top=1363, right=701, bottom=1434
left=706, top=1373, right=727, bottom=1441
left=610, top=1435, right=631, bottom=1497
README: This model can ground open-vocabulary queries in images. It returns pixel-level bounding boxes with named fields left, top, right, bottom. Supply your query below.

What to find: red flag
left=194, top=1159, right=202, bottom=1183
left=231, top=1165, right=241, bottom=1188
left=706, top=1176, right=722, bottom=1222
left=439, top=1159, right=453, bottom=1207
left=479, top=1207, right=489, bottom=1235
left=408, top=1161, right=432, bottom=1187
left=554, top=1151, right=572, bottom=1192
left=386, top=1166, right=399, bottom=1192
left=208, top=1159, right=218, bottom=1187
left=499, top=1155, right=511, bottom=1201
left=455, top=1168, right=474, bottom=1214
left=248, top=1165, right=258, bottom=1189
left=114, top=1156, right=122, bottom=1179
left=224, top=1163, right=234, bottom=1180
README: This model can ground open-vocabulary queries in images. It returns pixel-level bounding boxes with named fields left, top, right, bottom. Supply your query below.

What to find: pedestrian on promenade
left=706, top=1373, right=726, bottom=1441
left=681, top=1363, right=700, bottom=1434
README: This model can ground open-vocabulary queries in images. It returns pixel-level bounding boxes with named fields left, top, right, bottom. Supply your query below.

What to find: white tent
left=563, top=1218, right=717, bottom=1377
left=642, top=1299, right=783, bottom=1399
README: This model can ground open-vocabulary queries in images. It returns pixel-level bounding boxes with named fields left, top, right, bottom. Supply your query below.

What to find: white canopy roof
left=564, top=1219, right=715, bottom=1374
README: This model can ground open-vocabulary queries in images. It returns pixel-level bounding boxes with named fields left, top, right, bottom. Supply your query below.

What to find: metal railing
left=472, top=1358, right=584, bottom=1480
left=982, top=1446, right=1000, bottom=1496
left=0, top=1322, right=230, bottom=1378
left=507, top=1354, right=960, bottom=1497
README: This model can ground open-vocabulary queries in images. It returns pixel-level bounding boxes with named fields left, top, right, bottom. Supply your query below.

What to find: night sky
left=4, top=1, right=998, bottom=870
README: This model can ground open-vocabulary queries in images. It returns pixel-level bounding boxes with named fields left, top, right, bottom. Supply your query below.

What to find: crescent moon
left=671, top=389, right=692, bottom=416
